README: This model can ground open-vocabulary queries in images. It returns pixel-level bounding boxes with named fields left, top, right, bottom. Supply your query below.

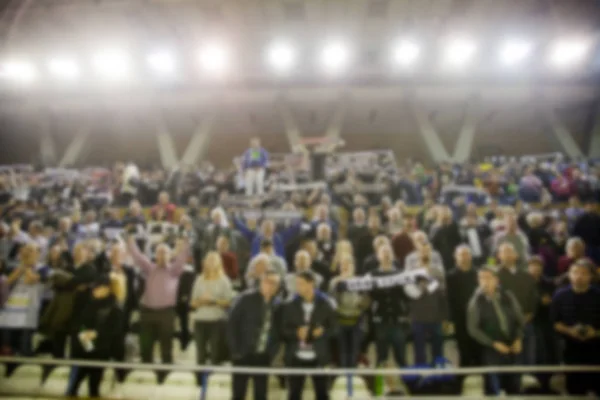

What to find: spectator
left=527, top=256, right=558, bottom=394
left=467, top=266, right=525, bottom=396
left=283, top=271, right=337, bottom=400
left=246, top=240, right=287, bottom=288
left=227, top=271, right=281, bottom=400
left=315, top=223, right=335, bottom=267
left=330, top=239, right=353, bottom=276
left=242, top=137, right=269, bottom=196
left=572, top=201, right=600, bottom=265
left=446, top=245, right=480, bottom=372
left=557, top=237, right=586, bottom=276
left=551, top=259, right=600, bottom=396
left=493, top=212, right=530, bottom=270
left=126, top=234, right=189, bottom=384
left=190, top=252, right=233, bottom=383
left=360, top=235, right=390, bottom=276
left=430, top=205, right=462, bottom=272
left=285, top=250, right=324, bottom=299
left=234, top=217, right=298, bottom=258
left=151, top=191, right=176, bottom=222
left=65, top=273, right=124, bottom=398
left=404, top=240, right=448, bottom=365
left=390, top=230, right=416, bottom=267
left=497, top=242, right=538, bottom=365
left=216, top=235, right=239, bottom=281
left=300, top=238, right=330, bottom=284
left=347, top=208, right=370, bottom=269
left=328, top=253, right=369, bottom=368
left=0, top=243, right=43, bottom=356
left=370, top=245, right=409, bottom=367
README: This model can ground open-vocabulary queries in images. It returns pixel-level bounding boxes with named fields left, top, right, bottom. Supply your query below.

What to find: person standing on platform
left=242, top=137, right=269, bottom=196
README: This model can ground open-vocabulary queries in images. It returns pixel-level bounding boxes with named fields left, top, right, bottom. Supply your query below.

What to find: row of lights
left=0, top=37, right=593, bottom=85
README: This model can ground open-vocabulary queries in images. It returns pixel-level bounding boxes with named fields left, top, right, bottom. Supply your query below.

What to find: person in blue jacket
left=234, top=217, right=301, bottom=258
left=242, top=137, right=269, bottom=196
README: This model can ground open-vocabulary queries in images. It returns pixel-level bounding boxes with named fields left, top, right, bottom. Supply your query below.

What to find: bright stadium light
left=47, top=57, right=80, bottom=81
left=392, top=40, right=420, bottom=66
left=147, top=50, right=177, bottom=76
left=499, top=40, right=532, bottom=67
left=92, top=49, right=131, bottom=81
left=320, top=40, right=351, bottom=74
left=0, top=60, right=37, bottom=84
left=443, top=38, right=476, bottom=68
left=267, top=41, right=297, bottom=73
left=199, top=42, right=230, bottom=75
left=548, top=40, right=589, bottom=68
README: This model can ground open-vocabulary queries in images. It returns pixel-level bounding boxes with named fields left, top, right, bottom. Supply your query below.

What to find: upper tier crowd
left=0, top=139, right=599, bottom=399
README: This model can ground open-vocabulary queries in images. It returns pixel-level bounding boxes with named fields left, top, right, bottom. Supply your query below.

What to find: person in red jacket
left=151, top=191, right=177, bottom=222
left=217, top=235, right=239, bottom=281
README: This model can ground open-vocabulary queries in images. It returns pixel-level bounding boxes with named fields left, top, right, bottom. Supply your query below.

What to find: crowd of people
left=0, top=142, right=599, bottom=399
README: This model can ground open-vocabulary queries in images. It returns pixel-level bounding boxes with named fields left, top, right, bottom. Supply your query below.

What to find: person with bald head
left=284, top=250, right=324, bottom=300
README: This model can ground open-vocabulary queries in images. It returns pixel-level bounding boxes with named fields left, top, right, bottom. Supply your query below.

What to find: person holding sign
left=242, top=137, right=269, bottom=196
left=0, top=243, right=44, bottom=356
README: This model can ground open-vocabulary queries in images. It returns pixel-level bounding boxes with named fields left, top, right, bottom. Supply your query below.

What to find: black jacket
left=446, top=267, right=478, bottom=328
left=431, top=222, right=463, bottom=272
left=282, top=293, right=338, bottom=366
left=71, top=295, right=124, bottom=360
left=346, top=225, right=372, bottom=269
left=227, top=290, right=282, bottom=361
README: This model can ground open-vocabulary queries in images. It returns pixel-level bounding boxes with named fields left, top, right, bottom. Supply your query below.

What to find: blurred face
left=85, top=212, right=96, bottom=224
left=255, top=258, right=269, bottom=275
left=317, top=225, right=331, bottom=241
left=188, top=197, right=199, bottom=208
left=155, top=244, right=171, bottom=266
left=569, top=265, right=592, bottom=291
left=73, top=243, right=89, bottom=265
left=130, top=201, right=141, bottom=215
left=295, top=276, right=314, bottom=299
left=261, top=220, right=274, bottom=237
left=20, top=244, right=39, bottom=267
left=527, top=262, right=543, bottom=279
left=216, top=236, right=229, bottom=253
left=353, top=209, right=365, bottom=225
left=498, top=244, right=517, bottom=266
left=505, top=214, right=518, bottom=232
left=259, top=274, right=280, bottom=299
left=158, top=192, right=169, bottom=205
left=317, top=206, right=328, bottom=220
left=295, top=251, right=311, bottom=271
left=250, top=138, right=260, bottom=148
left=59, top=218, right=71, bottom=232
left=412, top=231, right=428, bottom=249
left=377, top=245, right=393, bottom=266
left=49, top=245, right=62, bottom=263
left=262, top=245, right=274, bottom=256
left=567, top=240, right=584, bottom=258
left=478, top=270, right=498, bottom=294
left=303, top=241, right=317, bottom=258
left=110, top=245, right=124, bottom=266
left=455, top=247, right=472, bottom=269
left=368, top=216, right=380, bottom=231
left=212, top=212, right=222, bottom=225
left=203, top=253, right=221, bottom=277
left=340, top=256, right=354, bottom=276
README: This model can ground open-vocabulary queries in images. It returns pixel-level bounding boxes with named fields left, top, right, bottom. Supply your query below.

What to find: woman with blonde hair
left=331, top=240, right=354, bottom=275
left=190, top=251, right=234, bottom=380
left=329, top=254, right=369, bottom=367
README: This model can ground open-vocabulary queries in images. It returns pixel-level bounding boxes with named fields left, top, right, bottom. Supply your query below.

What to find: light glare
left=549, top=40, right=588, bottom=68
left=499, top=40, right=532, bottom=66
left=267, top=42, right=296, bottom=72
left=1, top=61, right=37, bottom=84
left=444, top=38, right=476, bottom=68
left=393, top=40, right=420, bottom=66
left=47, top=58, right=80, bottom=81
left=92, top=50, right=131, bottom=81
left=199, top=43, right=230, bottom=74
left=321, top=41, right=350, bottom=73
left=147, top=50, right=177, bottom=75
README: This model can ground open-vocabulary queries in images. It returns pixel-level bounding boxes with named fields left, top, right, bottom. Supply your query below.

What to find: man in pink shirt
left=126, top=234, right=189, bottom=383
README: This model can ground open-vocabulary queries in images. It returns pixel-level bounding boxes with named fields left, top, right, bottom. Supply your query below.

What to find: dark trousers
left=194, top=320, right=225, bottom=386
left=533, top=321, right=558, bottom=391
left=481, top=347, right=521, bottom=395
left=374, top=322, right=406, bottom=367
left=338, top=324, right=362, bottom=368
left=288, top=357, right=329, bottom=400
left=411, top=322, right=443, bottom=365
left=563, top=341, right=600, bottom=395
left=176, top=303, right=191, bottom=350
left=65, top=366, right=105, bottom=398
left=454, top=325, right=481, bottom=368
left=139, top=307, right=175, bottom=384
left=232, top=353, right=270, bottom=400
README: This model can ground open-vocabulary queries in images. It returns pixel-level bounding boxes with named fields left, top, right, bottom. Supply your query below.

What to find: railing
left=1, top=356, right=599, bottom=399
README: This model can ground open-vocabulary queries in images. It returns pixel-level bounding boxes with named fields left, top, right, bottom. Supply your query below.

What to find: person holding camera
left=283, top=271, right=337, bottom=400
left=125, top=228, right=189, bottom=384
left=551, top=259, right=600, bottom=396
left=467, top=266, right=525, bottom=395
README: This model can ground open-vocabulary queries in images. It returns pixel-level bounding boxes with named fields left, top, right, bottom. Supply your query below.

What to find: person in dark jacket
left=446, top=246, right=480, bottom=373
left=467, top=266, right=525, bottom=396
left=430, top=206, right=463, bottom=272
left=65, top=273, right=124, bottom=398
left=551, top=259, right=600, bottom=396
left=572, top=201, right=600, bottom=265
left=227, top=271, right=282, bottom=400
left=283, top=271, right=338, bottom=400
